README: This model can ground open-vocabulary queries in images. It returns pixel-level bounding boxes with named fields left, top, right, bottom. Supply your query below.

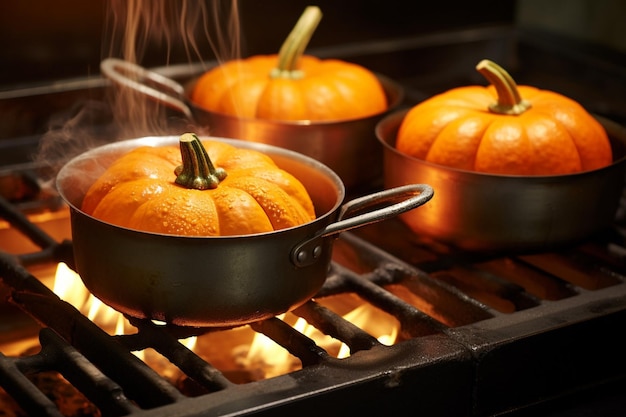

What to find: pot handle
left=100, top=58, right=195, bottom=120
left=291, top=184, right=434, bottom=267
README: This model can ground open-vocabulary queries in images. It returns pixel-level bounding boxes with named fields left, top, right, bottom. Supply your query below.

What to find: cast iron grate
left=2, top=188, right=626, bottom=416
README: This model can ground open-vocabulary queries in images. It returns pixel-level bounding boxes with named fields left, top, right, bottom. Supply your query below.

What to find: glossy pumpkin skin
left=396, top=64, right=613, bottom=175
left=81, top=138, right=316, bottom=236
left=190, top=7, right=387, bottom=122
left=190, top=54, right=388, bottom=122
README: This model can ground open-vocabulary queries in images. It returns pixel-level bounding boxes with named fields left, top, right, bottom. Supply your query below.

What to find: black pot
left=57, top=136, right=433, bottom=327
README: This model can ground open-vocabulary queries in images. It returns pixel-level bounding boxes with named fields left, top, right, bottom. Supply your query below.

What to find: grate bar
left=337, top=263, right=449, bottom=339
left=0, top=249, right=186, bottom=410
left=127, top=319, right=235, bottom=392
left=249, top=317, right=329, bottom=367
left=293, top=300, right=381, bottom=354
left=38, top=328, right=139, bottom=416
left=9, top=290, right=184, bottom=408
left=0, top=352, right=64, bottom=417
left=0, top=195, right=58, bottom=251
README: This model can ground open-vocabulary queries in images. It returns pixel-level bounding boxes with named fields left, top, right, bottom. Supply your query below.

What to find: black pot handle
left=291, top=184, right=434, bottom=267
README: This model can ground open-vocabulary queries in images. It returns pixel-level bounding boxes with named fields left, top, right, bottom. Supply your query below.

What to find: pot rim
left=376, top=108, right=626, bottom=181
left=56, top=135, right=346, bottom=240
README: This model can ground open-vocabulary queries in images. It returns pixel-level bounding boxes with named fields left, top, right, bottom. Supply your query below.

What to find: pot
left=56, top=136, right=433, bottom=327
left=100, top=58, right=405, bottom=191
left=376, top=109, right=626, bottom=252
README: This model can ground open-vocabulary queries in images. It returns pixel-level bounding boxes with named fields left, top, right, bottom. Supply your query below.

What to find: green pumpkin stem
left=175, top=133, right=227, bottom=190
left=476, top=59, right=532, bottom=116
left=271, top=5, right=322, bottom=80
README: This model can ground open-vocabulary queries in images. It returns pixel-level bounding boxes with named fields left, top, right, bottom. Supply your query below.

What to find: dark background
left=2, top=0, right=624, bottom=90
left=0, top=1, right=517, bottom=88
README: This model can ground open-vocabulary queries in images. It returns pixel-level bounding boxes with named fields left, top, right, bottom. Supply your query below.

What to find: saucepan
left=376, top=109, right=626, bottom=252
left=56, top=135, right=433, bottom=327
left=100, top=58, right=405, bottom=191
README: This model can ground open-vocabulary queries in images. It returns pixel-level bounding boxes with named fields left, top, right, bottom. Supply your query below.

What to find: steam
left=104, top=0, right=242, bottom=66
left=37, top=0, right=242, bottom=188
left=101, top=0, right=242, bottom=136
left=37, top=101, right=116, bottom=177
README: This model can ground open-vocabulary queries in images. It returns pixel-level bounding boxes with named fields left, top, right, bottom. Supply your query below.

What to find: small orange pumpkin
left=81, top=133, right=315, bottom=236
left=395, top=59, right=613, bottom=175
left=191, top=6, right=387, bottom=121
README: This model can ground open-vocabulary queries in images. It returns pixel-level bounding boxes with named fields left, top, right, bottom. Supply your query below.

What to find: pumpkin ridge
left=332, top=72, right=386, bottom=118
left=256, top=78, right=308, bottom=120
left=527, top=108, right=585, bottom=170
left=81, top=152, right=177, bottom=215
left=130, top=188, right=221, bottom=236
left=474, top=117, right=533, bottom=174
left=211, top=185, right=274, bottom=235
left=300, top=76, right=345, bottom=120
left=90, top=179, right=168, bottom=226
left=520, top=113, right=582, bottom=174
left=533, top=107, right=611, bottom=171
left=469, top=114, right=500, bottom=172
left=225, top=176, right=314, bottom=230
left=228, top=167, right=315, bottom=216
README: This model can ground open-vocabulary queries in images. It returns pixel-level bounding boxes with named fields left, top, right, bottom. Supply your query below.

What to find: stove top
left=2, top=25, right=626, bottom=417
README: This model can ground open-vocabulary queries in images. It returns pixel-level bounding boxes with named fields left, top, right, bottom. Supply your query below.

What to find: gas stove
left=2, top=26, right=626, bottom=417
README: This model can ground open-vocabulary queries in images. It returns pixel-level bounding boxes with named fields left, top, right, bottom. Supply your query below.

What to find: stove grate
left=2, top=186, right=626, bottom=416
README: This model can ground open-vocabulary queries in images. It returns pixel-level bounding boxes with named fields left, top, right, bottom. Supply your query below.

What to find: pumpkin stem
left=476, top=59, right=532, bottom=116
left=271, top=6, right=322, bottom=80
left=175, top=133, right=227, bottom=190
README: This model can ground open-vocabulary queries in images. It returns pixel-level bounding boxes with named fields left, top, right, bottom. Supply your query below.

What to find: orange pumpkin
left=395, top=59, right=613, bottom=175
left=81, top=133, right=315, bottom=236
left=190, top=6, right=387, bottom=121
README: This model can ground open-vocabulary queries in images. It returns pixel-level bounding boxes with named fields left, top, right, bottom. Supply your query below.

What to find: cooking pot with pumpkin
left=56, top=135, right=433, bottom=327
left=100, top=6, right=403, bottom=191
left=376, top=59, right=626, bottom=252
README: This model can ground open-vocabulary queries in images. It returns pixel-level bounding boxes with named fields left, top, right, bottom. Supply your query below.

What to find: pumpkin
left=395, top=59, right=613, bottom=175
left=81, top=133, right=316, bottom=236
left=190, top=6, right=387, bottom=121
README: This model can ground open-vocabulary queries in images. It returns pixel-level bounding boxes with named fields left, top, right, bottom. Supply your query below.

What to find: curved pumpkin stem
left=271, top=5, right=322, bottom=80
left=175, top=133, right=227, bottom=190
left=476, top=59, right=532, bottom=116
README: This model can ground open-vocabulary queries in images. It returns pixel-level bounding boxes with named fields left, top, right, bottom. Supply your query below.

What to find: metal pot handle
left=100, top=58, right=194, bottom=120
left=291, top=184, right=434, bottom=267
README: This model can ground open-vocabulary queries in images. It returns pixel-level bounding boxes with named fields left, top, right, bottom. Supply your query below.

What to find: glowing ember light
left=52, top=262, right=124, bottom=332
left=52, top=261, right=398, bottom=383
left=180, top=336, right=197, bottom=351
left=342, top=304, right=399, bottom=346
left=244, top=314, right=294, bottom=377
left=52, top=262, right=89, bottom=307
left=243, top=303, right=400, bottom=378
left=115, top=314, right=126, bottom=336
left=51, top=262, right=198, bottom=369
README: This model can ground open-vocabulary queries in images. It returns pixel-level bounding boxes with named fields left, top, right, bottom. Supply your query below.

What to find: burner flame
left=51, top=261, right=398, bottom=382
left=53, top=262, right=125, bottom=332
left=242, top=303, right=399, bottom=378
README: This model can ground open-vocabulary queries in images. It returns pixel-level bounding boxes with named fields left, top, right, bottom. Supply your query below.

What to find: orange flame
left=243, top=303, right=399, bottom=378
left=52, top=262, right=397, bottom=381
left=51, top=262, right=197, bottom=356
